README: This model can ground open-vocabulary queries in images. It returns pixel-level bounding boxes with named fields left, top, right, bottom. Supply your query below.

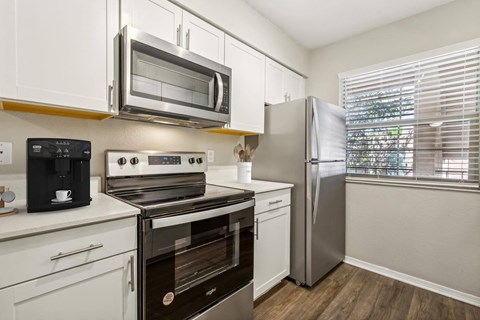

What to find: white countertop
left=0, top=193, right=140, bottom=242
left=209, top=179, right=293, bottom=194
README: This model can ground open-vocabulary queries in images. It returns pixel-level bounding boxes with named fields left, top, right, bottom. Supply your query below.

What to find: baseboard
left=343, top=256, right=480, bottom=307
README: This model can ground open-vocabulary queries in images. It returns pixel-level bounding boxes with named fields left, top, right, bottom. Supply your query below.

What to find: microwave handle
left=214, top=72, right=224, bottom=112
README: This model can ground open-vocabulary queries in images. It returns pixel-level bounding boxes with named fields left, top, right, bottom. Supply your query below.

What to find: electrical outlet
left=207, top=150, right=214, bottom=163
left=0, top=142, right=12, bottom=165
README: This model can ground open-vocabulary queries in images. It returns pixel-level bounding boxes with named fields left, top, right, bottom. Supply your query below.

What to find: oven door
left=142, top=199, right=254, bottom=320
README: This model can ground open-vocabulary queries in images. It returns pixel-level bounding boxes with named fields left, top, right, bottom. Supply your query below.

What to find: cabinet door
left=182, top=11, right=225, bottom=64
left=265, top=58, right=286, bottom=105
left=0, top=252, right=137, bottom=320
left=0, top=0, right=119, bottom=112
left=225, top=35, right=265, bottom=134
left=285, top=70, right=305, bottom=101
left=254, top=206, right=291, bottom=300
left=121, top=0, right=182, bottom=45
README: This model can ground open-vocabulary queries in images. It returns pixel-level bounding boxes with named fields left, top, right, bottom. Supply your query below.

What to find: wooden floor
left=254, top=263, right=480, bottom=320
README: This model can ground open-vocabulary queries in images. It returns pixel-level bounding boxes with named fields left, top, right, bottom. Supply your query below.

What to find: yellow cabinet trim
left=0, top=101, right=112, bottom=120
left=206, top=128, right=258, bottom=136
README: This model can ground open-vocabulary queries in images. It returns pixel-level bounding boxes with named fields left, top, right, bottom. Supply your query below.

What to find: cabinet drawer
left=255, top=189, right=291, bottom=215
left=0, top=217, right=136, bottom=289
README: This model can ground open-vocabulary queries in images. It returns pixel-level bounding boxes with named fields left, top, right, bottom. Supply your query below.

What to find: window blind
left=342, top=46, right=480, bottom=185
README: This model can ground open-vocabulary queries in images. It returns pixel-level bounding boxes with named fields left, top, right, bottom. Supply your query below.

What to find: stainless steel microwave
left=114, top=26, right=231, bottom=128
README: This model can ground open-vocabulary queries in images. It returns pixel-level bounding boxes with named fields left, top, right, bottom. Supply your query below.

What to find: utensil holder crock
left=237, top=162, right=252, bottom=183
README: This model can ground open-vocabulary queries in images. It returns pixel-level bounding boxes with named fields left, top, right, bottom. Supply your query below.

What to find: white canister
left=237, top=162, right=252, bottom=184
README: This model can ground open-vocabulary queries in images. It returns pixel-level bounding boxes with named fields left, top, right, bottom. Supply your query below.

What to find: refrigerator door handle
left=312, top=162, right=321, bottom=225
left=311, top=101, right=322, bottom=225
left=312, top=99, right=322, bottom=161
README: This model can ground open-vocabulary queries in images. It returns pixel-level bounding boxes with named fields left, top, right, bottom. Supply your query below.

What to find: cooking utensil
left=234, top=143, right=244, bottom=162
left=249, top=147, right=256, bottom=161
left=245, top=144, right=252, bottom=162
left=239, top=150, right=245, bottom=162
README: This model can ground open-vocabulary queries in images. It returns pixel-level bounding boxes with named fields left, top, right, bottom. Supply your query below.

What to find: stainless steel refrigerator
left=246, top=96, right=346, bottom=286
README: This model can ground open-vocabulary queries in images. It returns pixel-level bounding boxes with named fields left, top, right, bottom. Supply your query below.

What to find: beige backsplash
left=0, top=110, right=243, bottom=184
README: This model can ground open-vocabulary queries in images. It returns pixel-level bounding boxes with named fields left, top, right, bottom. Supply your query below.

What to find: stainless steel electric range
left=105, top=151, right=255, bottom=320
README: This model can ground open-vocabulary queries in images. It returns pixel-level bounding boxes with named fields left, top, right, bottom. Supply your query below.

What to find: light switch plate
left=0, top=142, right=12, bottom=165
left=207, top=150, right=214, bottom=163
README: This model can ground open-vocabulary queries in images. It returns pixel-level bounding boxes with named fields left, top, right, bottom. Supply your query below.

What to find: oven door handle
left=151, top=199, right=255, bottom=229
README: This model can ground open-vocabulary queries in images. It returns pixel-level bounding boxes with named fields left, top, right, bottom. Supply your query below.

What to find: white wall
left=172, top=0, right=309, bottom=75
left=0, top=111, right=241, bottom=183
left=346, top=183, right=480, bottom=297
left=306, top=0, right=480, bottom=300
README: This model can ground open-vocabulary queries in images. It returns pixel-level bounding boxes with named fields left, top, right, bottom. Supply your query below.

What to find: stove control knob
left=117, top=157, right=127, bottom=166
left=130, top=157, right=139, bottom=165
left=188, top=157, right=196, bottom=164
left=196, top=157, right=203, bottom=164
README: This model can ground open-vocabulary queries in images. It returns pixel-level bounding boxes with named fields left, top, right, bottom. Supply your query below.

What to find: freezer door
left=305, top=161, right=345, bottom=286
left=307, top=97, right=346, bottom=162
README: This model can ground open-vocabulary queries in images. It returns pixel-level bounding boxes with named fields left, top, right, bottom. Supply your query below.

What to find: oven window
left=174, top=222, right=240, bottom=294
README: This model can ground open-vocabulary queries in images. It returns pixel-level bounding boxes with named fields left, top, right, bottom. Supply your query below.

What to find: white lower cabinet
left=0, top=217, right=137, bottom=320
left=253, top=189, right=291, bottom=300
left=0, top=251, right=137, bottom=320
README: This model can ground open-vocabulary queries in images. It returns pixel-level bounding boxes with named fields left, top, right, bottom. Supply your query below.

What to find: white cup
left=56, top=190, right=72, bottom=201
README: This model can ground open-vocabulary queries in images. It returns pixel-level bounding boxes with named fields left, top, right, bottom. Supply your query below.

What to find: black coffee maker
left=27, top=138, right=92, bottom=213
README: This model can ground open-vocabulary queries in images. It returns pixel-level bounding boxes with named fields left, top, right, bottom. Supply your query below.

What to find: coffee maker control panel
left=28, top=139, right=91, bottom=160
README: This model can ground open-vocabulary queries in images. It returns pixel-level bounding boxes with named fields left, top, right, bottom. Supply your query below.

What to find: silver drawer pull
left=50, top=243, right=104, bottom=261
left=128, top=255, right=135, bottom=292
left=269, top=200, right=283, bottom=205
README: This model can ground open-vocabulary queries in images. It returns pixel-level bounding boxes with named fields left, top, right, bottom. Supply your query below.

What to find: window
left=341, top=45, right=480, bottom=186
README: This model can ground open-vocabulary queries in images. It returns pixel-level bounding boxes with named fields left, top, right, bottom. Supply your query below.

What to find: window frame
left=338, top=38, right=480, bottom=190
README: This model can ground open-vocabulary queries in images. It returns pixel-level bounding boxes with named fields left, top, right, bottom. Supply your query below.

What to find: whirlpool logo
left=206, top=288, right=217, bottom=296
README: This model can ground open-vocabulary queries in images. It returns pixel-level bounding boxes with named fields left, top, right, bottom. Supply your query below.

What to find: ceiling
left=244, top=0, right=455, bottom=50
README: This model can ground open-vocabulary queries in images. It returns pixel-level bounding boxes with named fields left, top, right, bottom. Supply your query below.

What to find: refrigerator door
left=305, top=161, right=345, bottom=286
left=307, top=97, right=346, bottom=162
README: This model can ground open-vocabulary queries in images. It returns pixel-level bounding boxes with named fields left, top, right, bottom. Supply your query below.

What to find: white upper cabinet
left=0, top=0, right=119, bottom=113
left=265, top=57, right=305, bottom=105
left=285, top=70, right=305, bottom=101
left=121, top=1, right=224, bottom=64
left=121, top=0, right=182, bottom=45
left=224, top=35, right=265, bottom=134
left=182, top=11, right=225, bottom=64
left=265, top=58, right=285, bottom=105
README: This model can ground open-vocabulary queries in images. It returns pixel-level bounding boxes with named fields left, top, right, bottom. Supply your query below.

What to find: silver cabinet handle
left=255, top=218, right=259, bottom=240
left=269, top=200, right=283, bottom=205
left=186, top=28, right=191, bottom=50
left=288, top=93, right=291, bottom=101
left=51, top=243, right=103, bottom=261
left=284, top=93, right=288, bottom=102
left=128, top=255, right=135, bottom=292
left=108, top=84, right=114, bottom=108
left=176, top=24, right=181, bottom=46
